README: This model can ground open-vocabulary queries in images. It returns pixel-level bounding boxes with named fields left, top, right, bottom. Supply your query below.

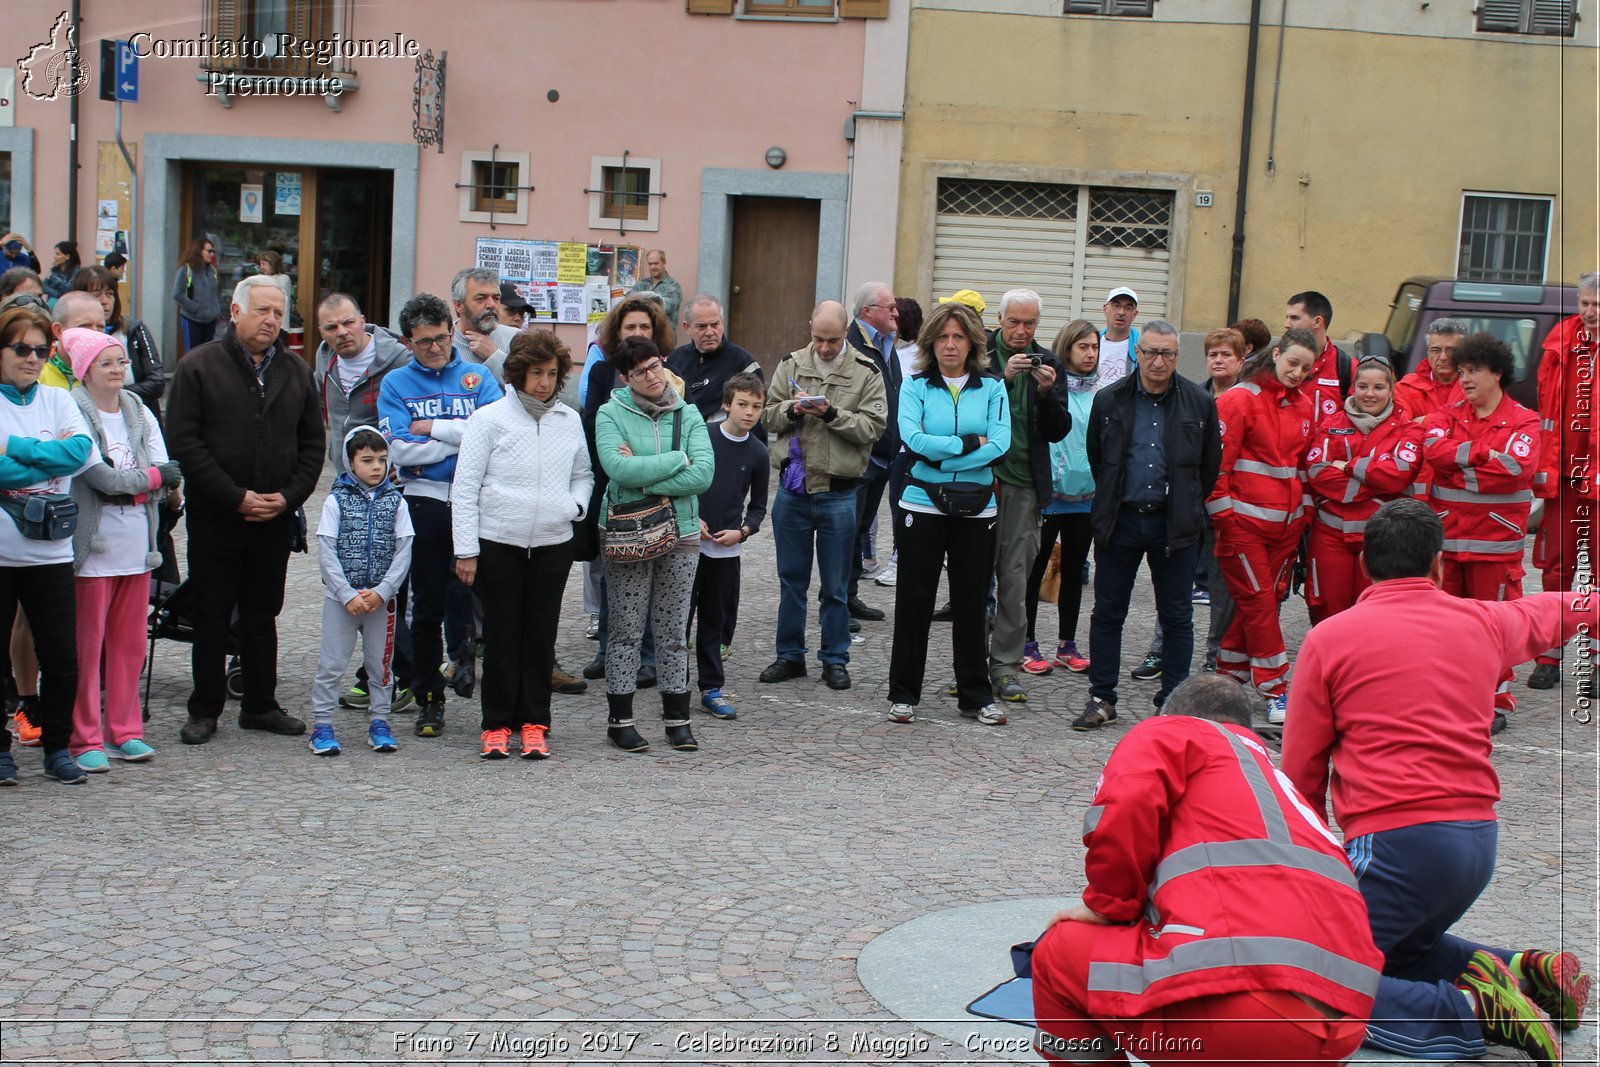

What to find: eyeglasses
left=3, top=294, right=48, bottom=311
left=411, top=333, right=453, bottom=352
left=92, top=357, right=132, bottom=371
left=1139, top=348, right=1179, bottom=362
left=864, top=304, right=899, bottom=314
left=5, top=343, right=50, bottom=361
left=628, top=360, right=665, bottom=381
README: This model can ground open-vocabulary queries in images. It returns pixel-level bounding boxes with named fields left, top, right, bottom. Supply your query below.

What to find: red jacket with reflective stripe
left=1421, top=394, right=1539, bottom=561
left=1284, top=579, right=1592, bottom=838
left=1534, top=314, right=1597, bottom=502
left=1306, top=405, right=1425, bottom=544
left=1307, top=339, right=1347, bottom=429
left=1080, top=716, right=1382, bottom=1019
left=1208, top=375, right=1314, bottom=540
left=1392, top=360, right=1463, bottom=427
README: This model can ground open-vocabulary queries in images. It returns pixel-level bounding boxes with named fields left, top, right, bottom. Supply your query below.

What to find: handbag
left=912, top=477, right=993, bottom=518
left=602, top=409, right=683, bottom=563
left=1039, top=542, right=1062, bottom=604
left=0, top=493, right=79, bottom=541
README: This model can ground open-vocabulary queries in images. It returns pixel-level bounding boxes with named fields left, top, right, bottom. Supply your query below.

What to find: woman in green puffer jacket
left=594, top=336, right=714, bottom=754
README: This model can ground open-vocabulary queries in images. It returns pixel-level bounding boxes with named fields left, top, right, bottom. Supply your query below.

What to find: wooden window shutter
left=1529, top=0, right=1576, bottom=35
left=686, top=0, right=735, bottom=13
left=840, top=0, right=890, bottom=17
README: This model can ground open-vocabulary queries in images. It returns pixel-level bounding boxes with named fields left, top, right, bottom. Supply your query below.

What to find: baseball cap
left=939, top=289, right=988, bottom=314
left=499, top=282, right=531, bottom=312
left=1106, top=286, right=1139, bottom=305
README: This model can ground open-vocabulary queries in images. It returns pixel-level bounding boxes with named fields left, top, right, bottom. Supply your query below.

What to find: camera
left=1028, top=354, right=1042, bottom=368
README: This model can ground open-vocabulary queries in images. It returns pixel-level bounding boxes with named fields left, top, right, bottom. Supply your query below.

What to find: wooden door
left=727, top=197, right=820, bottom=378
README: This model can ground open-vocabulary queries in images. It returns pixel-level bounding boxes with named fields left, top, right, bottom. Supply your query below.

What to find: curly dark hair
left=504, top=329, right=572, bottom=396
left=398, top=293, right=452, bottom=339
left=1452, top=332, right=1516, bottom=384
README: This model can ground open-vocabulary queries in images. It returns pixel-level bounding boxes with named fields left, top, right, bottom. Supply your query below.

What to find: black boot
left=662, top=691, right=698, bottom=751
left=450, top=639, right=476, bottom=699
left=606, top=693, right=649, bottom=753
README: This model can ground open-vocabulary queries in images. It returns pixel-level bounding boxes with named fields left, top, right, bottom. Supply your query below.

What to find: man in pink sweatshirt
left=1283, top=498, right=1591, bottom=1063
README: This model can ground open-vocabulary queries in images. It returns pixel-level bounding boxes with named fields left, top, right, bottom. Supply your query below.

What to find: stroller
left=146, top=576, right=243, bottom=710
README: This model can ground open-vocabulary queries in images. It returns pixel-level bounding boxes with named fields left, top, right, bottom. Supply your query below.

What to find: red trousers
left=1215, top=529, right=1298, bottom=696
left=1031, top=919, right=1366, bottom=1066
left=1304, top=527, right=1370, bottom=626
left=1441, top=559, right=1521, bottom=712
left=1533, top=496, right=1597, bottom=664
left=72, top=573, right=150, bottom=754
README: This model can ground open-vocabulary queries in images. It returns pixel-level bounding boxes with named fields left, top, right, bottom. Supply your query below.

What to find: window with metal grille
left=601, top=167, right=651, bottom=221
left=470, top=162, right=520, bottom=215
left=1475, top=0, right=1577, bottom=35
left=1065, top=0, right=1155, bottom=15
left=936, top=179, right=1077, bottom=220
left=1087, top=188, right=1171, bottom=250
left=1458, top=194, right=1551, bottom=283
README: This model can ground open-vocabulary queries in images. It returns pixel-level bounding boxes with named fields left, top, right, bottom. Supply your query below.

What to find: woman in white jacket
left=451, top=330, right=593, bottom=761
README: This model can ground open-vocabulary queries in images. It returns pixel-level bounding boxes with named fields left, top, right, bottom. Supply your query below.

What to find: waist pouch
left=0, top=493, right=79, bottom=541
left=913, top=477, right=992, bottom=518
left=604, top=496, right=679, bottom=562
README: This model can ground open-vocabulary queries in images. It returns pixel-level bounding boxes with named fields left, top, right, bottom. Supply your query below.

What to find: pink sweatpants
left=73, top=572, right=149, bottom=753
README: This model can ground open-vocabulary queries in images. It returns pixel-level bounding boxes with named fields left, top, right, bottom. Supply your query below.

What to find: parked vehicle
left=1356, top=277, right=1579, bottom=412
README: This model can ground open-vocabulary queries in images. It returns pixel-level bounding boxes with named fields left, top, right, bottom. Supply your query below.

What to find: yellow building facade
left=896, top=0, right=1598, bottom=338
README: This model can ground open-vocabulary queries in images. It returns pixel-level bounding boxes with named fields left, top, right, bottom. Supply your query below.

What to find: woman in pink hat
left=62, top=327, right=180, bottom=771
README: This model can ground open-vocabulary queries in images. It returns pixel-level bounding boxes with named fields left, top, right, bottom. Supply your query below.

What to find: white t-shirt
left=1097, top=336, right=1132, bottom=389
left=80, top=408, right=169, bottom=578
left=336, top=337, right=377, bottom=394
left=0, top=387, right=98, bottom=567
left=894, top=340, right=919, bottom=381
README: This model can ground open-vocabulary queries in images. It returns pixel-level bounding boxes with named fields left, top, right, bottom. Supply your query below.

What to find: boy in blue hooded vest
left=309, top=426, right=414, bottom=755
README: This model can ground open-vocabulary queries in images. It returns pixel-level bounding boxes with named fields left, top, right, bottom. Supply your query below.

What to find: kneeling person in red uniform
left=1031, top=674, right=1381, bottom=1066
left=1421, top=333, right=1540, bottom=728
left=1284, top=499, right=1591, bottom=1063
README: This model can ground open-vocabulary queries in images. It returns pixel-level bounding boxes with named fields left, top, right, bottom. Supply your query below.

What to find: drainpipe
left=1226, top=0, right=1264, bottom=325
left=67, top=0, right=82, bottom=245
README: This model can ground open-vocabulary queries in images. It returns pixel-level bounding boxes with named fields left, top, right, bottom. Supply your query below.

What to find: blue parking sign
left=115, top=40, right=138, bottom=102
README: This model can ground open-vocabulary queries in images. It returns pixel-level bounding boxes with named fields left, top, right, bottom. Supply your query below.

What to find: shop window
left=458, top=150, right=530, bottom=226
left=1065, top=0, right=1155, bottom=14
left=1457, top=193, right=1552, bottom=284
left=588, top=156, right=662, bottom=232
left=1476, top=0, right=1577, bottom=35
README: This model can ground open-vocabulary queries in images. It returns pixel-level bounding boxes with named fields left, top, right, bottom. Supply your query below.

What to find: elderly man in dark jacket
left=1078, top=320, right=1220, bottom=729
left=166, top=275, right=325, bottom=745
left=984, top=288, right=1070, bottom=704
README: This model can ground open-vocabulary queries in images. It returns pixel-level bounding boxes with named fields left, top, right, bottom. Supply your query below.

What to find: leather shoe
left=179, top=717, right=217, bottom=745
left=581, top=655, right=606, bottom=680
left=239, top=708, right=307, bottom=736
left=848, top=596, right=885, bottom=622
left=850, top=618, right=861, bottom=633
left=931, top=601, right=954, bottom=621
left=636, top=665, right=657, bottom=689
left=822, top=664, right=851, bottom=690
left=759, top=658, right=806, bottom=683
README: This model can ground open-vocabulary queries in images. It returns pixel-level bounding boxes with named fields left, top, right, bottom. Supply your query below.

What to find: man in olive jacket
left=1080, top=320, right=1220, bottom=728
left=759, top=301, right=888, bottom=692
left=166, top=276, right=325, bottom=745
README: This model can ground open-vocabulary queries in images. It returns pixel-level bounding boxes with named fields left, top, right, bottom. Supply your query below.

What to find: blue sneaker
left=1266, top=693, right=1288, bottom=725
left=107, top=738, right=156, bottom=761
left=308, top=723, right=342, bottom=757
left=0, top=751, right=17, bottom=786
left=368, top=719, right=398, bottom=753
left=700, top=689, right=738, bottom=720
left=75, top=749, right=111, bottom=773
left=42, top=749, right=87, bottom=784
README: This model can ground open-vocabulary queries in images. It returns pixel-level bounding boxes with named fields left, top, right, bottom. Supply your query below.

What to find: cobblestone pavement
left=2, top=470, right=1595, bottom=1064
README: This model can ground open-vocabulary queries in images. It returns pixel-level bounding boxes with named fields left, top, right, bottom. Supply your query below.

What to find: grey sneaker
left=1130, top=653, right=1162, bottom=681
left=993, top=676, right=1027, bottom=703
left=1071, top=695, right=1117, bottom=732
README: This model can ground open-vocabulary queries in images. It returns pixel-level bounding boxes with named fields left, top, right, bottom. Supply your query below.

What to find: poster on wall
left=475, top=237, right=617, bottom=327
left=557, top=242, right=587, bottom=285
left=558, top=285, right=585, bottom=324
left=612, top=246, right=640, bottom=289
left=97, top=200, right=118, bottom=226
left=584, top=276, right=611, bottom=324
left=240, top=184, right=264, bottom=224
left=586, top=246, right=614, bottom=281
left=94, top=229, right=115, bottom=255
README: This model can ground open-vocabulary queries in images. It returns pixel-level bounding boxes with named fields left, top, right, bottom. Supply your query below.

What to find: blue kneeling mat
left=965, top=976, right=1036, bottom=1029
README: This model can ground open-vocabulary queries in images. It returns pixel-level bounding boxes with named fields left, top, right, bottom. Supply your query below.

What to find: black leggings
left=1025, top=512, right=1093, bottom=645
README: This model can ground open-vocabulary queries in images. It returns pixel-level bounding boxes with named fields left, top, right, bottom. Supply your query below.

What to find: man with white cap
left=1098, top=286, right=1141, bottom=389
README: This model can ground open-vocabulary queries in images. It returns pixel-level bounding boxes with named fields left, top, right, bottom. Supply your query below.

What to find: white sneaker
left=1266, top=693, right=1287, bottom=725
left=975, top=704, right=1007, bottom=726
left=886, top=703, right=915, bottom=724
left=874, top=562, right=898, bottom=587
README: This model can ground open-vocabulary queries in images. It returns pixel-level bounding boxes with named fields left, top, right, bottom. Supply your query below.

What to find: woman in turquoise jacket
left=594, top=336, right=715, bottom=754
left=1023, top=319, right=1100, bottom=676
left=886, top=301, right=1010, bottom=727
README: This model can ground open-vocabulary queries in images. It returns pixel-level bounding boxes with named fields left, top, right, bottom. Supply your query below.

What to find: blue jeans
left=1087, top=507, right=1197, bottom=707
left=1352, top=820, right=1504, bottom=1060
left=773, top=487, right=857, bottom=666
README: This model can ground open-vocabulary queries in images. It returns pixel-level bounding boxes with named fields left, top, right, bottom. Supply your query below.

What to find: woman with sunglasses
left=69, top=265, right=164, bottom=417
left=1305, top=355, right=1424, bottom=624
left=593, top=336, right=714, bottom=754
left=0, top=305, right=98, bottom=785
left=63, top=328, right=178, bottom=771
left=1209, top=327, right=1318, bottom=725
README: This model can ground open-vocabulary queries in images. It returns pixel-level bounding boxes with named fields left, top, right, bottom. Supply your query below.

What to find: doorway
left=727, top=196, right=820, bottom=378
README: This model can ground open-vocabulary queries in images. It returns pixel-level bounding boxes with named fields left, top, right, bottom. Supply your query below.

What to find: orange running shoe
left=479, top=727, right=511, bottom=760
left=13, top=703, right=42, bottom=747
left=520, top=723, right=549, bottom=760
